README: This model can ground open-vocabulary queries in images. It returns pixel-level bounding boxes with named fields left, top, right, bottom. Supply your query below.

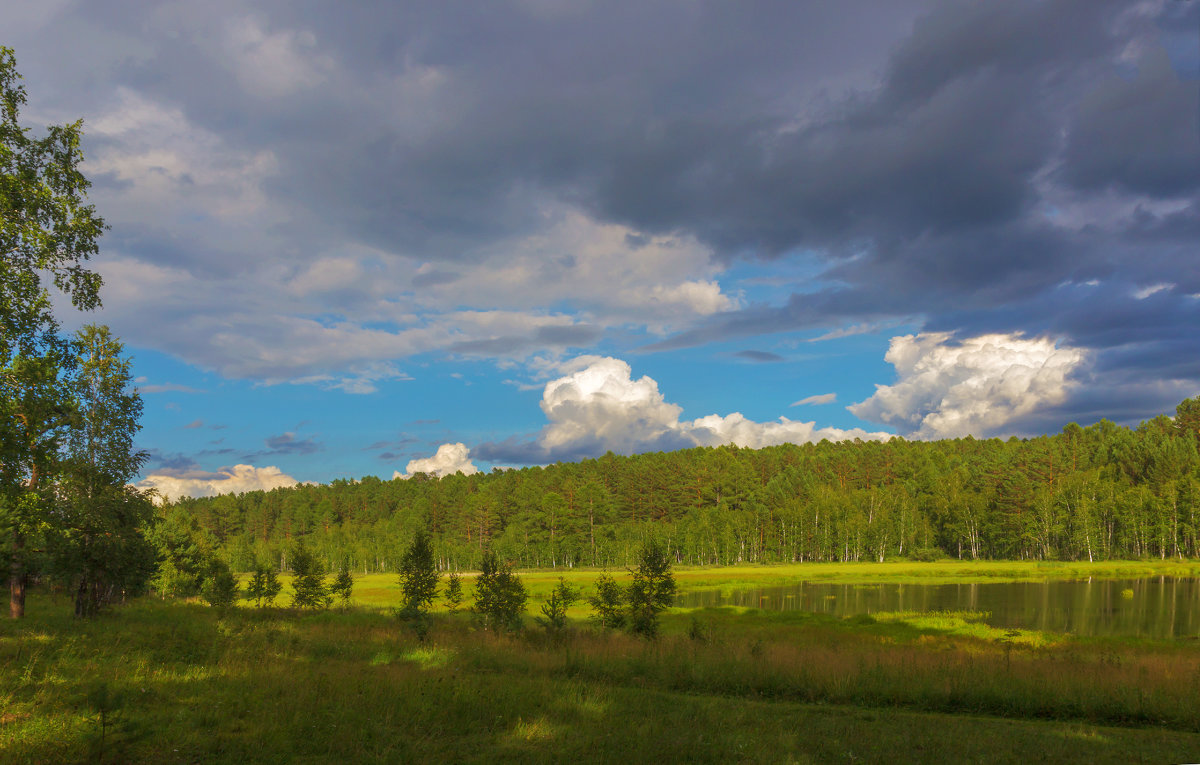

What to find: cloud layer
left=5, top=0, right=1188, bottom=412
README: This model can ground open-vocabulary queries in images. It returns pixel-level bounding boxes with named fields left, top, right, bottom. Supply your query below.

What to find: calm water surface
left=676, top=577, right=1200, bottom=638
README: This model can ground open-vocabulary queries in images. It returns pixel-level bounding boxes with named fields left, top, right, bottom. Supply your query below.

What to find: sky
left=3, top=0, right=1199, bottom=499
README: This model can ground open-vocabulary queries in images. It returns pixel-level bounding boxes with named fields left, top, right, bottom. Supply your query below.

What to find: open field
left=5, top=561, right=1200, bottom=763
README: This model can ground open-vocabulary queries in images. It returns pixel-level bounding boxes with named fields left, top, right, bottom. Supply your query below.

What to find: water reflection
left=676, top=577, right=1200, bottom=638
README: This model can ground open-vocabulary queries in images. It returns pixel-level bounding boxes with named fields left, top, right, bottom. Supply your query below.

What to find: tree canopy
left=2, top=48, right=149, bottom=618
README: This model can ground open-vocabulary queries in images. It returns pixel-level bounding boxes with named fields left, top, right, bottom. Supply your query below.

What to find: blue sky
left=3, top=0, right=1198, bottom=498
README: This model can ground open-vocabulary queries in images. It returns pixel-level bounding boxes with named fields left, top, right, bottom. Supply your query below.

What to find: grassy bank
left=4, top=587, right=1200, bottom=763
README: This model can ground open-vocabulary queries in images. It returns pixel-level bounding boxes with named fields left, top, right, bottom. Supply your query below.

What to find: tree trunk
left=9, top=531, right=25, bottom=619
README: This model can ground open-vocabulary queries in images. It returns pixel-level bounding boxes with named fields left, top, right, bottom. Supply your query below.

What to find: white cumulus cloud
left=136, top=464, right=299, bottom=503
left=397, top=443, right=479, bottom=478
left=847, top=332, right=1087, bottom=439
left=481, top=357, right=890, bottom=462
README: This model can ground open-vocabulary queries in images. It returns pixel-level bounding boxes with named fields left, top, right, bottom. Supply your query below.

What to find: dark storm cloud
left=1061, top=48, right=1200, bottom=197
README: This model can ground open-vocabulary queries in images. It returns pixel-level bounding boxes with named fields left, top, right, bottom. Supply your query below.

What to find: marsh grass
left=4, top=588, right=1200, bottom=763
left=8, top=562, right=1200, bottom=762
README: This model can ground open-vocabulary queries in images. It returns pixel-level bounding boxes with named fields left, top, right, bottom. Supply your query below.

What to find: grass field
left=4, top=561, right=1200, bottom=763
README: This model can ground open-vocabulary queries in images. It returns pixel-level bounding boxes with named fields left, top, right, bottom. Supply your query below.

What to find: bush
left=473, top=551, right=527, bottom=633
left=290, top=541, right=331, bottom=610
left=910, top=547, right=946, bottom=562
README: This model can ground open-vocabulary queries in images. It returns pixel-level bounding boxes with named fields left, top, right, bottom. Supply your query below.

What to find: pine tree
left=536, top=576, right=579, bottom=635
left=289, top=541, right=330, bottom=610
left=588, top=573, right=626, bottom=630
left=443, top=571, right=464, bottom=613
left=200, top=559, right=239, bottom=609
left=473, top=550, right=527, bottom=632
left=627, top=540, right=676, bottom=638
left=398, top=531, right=439, bottom=614
left=246, top=560, right=282, bottom=607
left=331, top=560, right=354, bottom=608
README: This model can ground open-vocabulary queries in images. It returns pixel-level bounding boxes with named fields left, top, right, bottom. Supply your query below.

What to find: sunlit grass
left=7, top=564, right=1200, bottom=762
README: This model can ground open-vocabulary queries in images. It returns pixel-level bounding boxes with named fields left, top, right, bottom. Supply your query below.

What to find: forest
left=163, top=396, right=1200, bottom=577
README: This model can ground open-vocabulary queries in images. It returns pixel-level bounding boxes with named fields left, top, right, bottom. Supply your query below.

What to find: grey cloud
left=411, top=270, right=460, bottom=288
left=144, top=450, right=200, bottom=471
left=1061, top=47, right=1200, bottom=197
left=240, top=432, right=324, bottom=462
left=733, top=350, right=784, bottom=363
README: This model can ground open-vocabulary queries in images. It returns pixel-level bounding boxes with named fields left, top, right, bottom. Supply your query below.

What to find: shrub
left=910, top=547, right=946, bottom=562
left=473, top=551, right=527, bottom=633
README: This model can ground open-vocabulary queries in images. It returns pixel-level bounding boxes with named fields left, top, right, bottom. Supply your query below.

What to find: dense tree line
left=165, top=397, right=1200, bottom=574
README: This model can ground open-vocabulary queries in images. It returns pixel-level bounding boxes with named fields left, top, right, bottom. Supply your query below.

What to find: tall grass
left=4, top=592, right=1200, bottom=763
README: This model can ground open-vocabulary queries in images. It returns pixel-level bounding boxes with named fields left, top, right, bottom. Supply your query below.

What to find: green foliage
left=397, top=531, right=439, bottom=614
left=588, top=573, right=626, bottom=630
left=51, top=326, right=154, bottom=618
left=472, top=551, right=527, bottom=633
left=331, top=561, right=354, bottom=607
left=147, top=506, right=216, bottom=598
left=246, top=561, right=282, bottom=607
left=626, top=541, right=677, bottom=639
left=535, top=576, right=579, bottom=634
left=158, top=395, right=1200, bottom=574
left=2, top=47, right=108, bottom=619
left=443, top=571, right=464, bottom=613
left=909, top=547, right=945, bottom=562
left=289, top=541, right=330, bottom=610
left=200, top=559, right=239, bottom=609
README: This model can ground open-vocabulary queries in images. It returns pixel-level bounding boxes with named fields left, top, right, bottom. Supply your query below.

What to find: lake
left=676, top=577, right=1200, bottom=638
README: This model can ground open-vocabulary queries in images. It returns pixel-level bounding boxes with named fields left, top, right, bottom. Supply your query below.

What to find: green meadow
left=4, top=561, right=1200, bottom=763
